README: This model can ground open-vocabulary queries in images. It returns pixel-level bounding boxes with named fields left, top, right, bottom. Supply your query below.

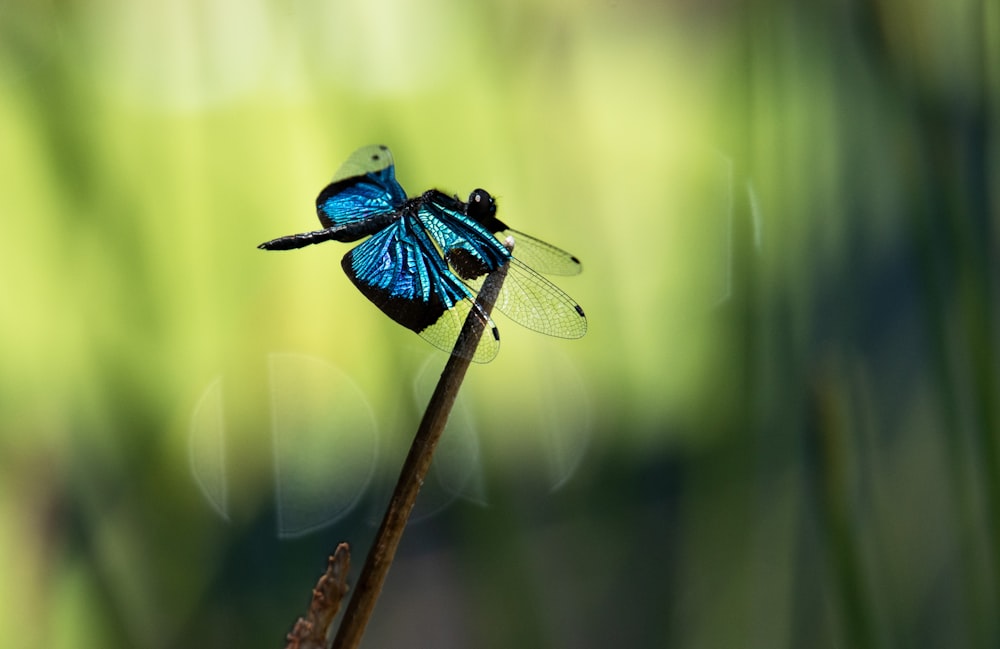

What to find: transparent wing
left=416, top=293, right=500, bottom=364
left=464, top=257, right=587, bottom=339
left=501, top=228, right=583, bottom=276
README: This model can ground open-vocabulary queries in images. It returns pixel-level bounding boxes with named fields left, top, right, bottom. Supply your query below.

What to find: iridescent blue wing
left=417, top=190, right=510, bottom=276
left=418, top=192, right=587, bottom=340
left=260, top=145, right=407, bottom=250
left=465, top=189, right=583, bottom=276
left=315, top=144, right=408, bottom=235
left=341, top=215, right=500, bottom=363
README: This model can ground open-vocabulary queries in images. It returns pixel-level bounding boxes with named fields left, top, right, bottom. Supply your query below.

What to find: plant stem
left=330, top=239, right=513, bottom=649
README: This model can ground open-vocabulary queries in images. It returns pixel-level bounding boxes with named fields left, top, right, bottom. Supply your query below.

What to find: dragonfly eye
left=467, top=188, right=496, bottom=220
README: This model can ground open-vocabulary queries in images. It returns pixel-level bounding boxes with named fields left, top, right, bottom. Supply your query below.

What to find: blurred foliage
left=0, top=0, right=997, bottom=647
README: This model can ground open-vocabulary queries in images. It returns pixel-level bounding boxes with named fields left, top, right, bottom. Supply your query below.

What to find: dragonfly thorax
left=446, top=248, right=491, bottom=281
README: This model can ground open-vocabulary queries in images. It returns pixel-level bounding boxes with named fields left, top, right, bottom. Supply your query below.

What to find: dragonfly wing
left=316, top=145, right=409, bottom=235
left=463, top=257, right=587, bottom=339
left=330, top=144, right=400, bottom=183
left=342, top=216, right=500, bottom=363
left=415, top=292, right=500, bottom=363
left=501, top=228, right=583, bottom=276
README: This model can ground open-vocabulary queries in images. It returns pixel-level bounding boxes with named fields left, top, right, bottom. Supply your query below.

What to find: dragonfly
left=258, top=145, right=587, bottom=362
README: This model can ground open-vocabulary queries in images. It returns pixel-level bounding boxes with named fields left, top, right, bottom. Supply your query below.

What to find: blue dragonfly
left=259, top=145, right=587, bottom=362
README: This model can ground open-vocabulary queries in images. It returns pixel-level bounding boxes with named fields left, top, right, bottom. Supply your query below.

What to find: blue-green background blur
left=2, top=0, right=998, bottom=647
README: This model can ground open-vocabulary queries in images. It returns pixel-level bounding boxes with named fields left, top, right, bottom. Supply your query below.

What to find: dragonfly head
left=466, top=188, right=508, bottom=234
left=467, top=189, right=496, bottom=220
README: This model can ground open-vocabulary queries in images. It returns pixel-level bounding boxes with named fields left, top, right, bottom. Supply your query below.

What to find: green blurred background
left=1, top=0, right=998, bottom=647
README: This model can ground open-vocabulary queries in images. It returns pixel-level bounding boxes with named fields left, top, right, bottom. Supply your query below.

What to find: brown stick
left=330, top=239, right=513, bottom=649
left=284, top=543, right=352, bottom=649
